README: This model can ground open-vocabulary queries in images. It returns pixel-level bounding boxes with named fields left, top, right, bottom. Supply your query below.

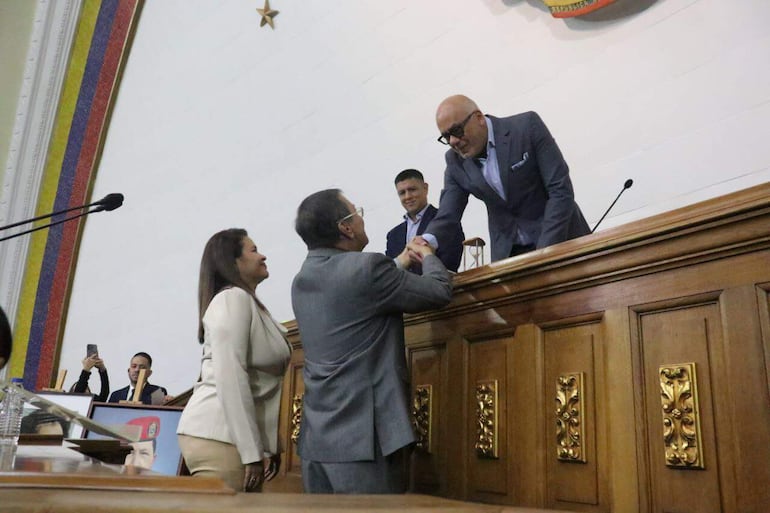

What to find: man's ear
left=338, top=222, right=354, bottom=240
left=145, top=369, right=153, bottom=380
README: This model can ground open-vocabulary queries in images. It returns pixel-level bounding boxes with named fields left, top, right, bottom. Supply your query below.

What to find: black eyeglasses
left=437, top=111, right=477, bottom=145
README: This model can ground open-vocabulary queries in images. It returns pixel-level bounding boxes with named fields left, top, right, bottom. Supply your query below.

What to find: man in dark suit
left=291, top=189, right=452, bottom=494
left=107, top=352, right=170, bottom=405
left=420, top=95, right=590, bottom=262
left=385, top=169, right=464, bottom=273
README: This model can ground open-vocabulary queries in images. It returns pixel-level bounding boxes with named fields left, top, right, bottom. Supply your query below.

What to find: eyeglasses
left=437, top=111, right=477, bottom=145
left=337, top=206, right=364, bottom=223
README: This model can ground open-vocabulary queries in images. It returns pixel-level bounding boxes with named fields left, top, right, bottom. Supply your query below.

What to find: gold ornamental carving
left=659, top=363, right=704, bottom=469
left=412, top=385, right=432, bottom=453
left=556, top=372, right=586, bottom=462
left=290, top=393, right=303, bottom=445
left=475, top=380, right=498, bottom=459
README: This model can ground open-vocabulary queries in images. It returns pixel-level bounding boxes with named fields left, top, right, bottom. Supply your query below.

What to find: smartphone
left=86, top=344, right=99, bottom=358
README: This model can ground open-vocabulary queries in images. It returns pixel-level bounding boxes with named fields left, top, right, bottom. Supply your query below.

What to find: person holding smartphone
left=177, top=229, right=291, bottom=492
left=70, top=344, right=110, bottom=401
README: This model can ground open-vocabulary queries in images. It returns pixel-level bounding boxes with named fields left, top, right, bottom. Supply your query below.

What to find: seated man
left=385, top=169, right=464, bottom=273
left=108, top=352, right=171, bottom=405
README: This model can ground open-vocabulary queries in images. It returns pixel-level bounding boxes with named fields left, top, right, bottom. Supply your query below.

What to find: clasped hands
left=396, top=236, right=435, bottom=269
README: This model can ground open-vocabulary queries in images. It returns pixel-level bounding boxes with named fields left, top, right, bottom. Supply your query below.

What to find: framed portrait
left=21, top=391, right=93, bottom=439
left=86, top=402, right=185, bottom=475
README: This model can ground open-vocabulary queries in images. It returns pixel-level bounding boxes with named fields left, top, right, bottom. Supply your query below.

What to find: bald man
left=420, top=95, right=590, bottom=262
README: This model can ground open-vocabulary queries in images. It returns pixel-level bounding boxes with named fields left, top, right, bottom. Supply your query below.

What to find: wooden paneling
left=543, top=321, right=606, bottom=512
left=264, top=345, right=304, bottom=493
left=276, top=183, right=770, bottom=511
left=467, top=336, right=510, bottom=503
left=632, top=298, right=726, bottom=513
left=409, top=344, right=446, bottom=494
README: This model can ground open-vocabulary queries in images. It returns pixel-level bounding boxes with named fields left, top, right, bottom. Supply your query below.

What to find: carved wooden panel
left=759, top=284, right=770, bottom=404
left=474, top=380, right=499, bottom=459
left=276, top=185, right=770, bottom=509
left=636, top=301, right=724, bottom=513
left=409, top=345, right=445, bottom=494
left=467, top=337, right=509, bottom=501
left=544, top=323, right=604, bottom=510
left=556, top=372, right=586, bottom=463
left=285, top=348, right=305, bottom=476
left=659, top=362, right=704, bottom=469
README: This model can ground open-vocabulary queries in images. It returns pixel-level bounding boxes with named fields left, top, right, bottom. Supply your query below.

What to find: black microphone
left=91, top=193, right=124, bottom=212
left=591, top=179, right=633, bottom=233
left=0, top=193, right=125, bottom=243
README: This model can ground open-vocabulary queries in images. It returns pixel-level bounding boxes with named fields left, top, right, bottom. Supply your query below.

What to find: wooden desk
left=0, top=445, right=575, bottom=513
left=275, top=183, right=770, bottom=512
left=0, top=489, right=569, bottom=513
left=0, top=444, right=230, bottom=494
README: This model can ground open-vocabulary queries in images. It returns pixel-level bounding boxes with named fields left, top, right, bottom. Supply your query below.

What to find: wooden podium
left=275, top=182, right=770, bottom=512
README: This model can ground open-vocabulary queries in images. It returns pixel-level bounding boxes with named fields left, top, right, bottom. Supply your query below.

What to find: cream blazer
left=177, top=287, right=291, bottom=464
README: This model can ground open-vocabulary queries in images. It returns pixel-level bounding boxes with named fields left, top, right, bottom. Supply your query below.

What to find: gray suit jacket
left=427, top=111, right=590, bottom=262
left=291, top=249, right=452, bottom=462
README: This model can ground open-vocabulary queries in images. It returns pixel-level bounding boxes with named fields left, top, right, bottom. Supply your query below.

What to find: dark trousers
left=509, top=243, right=536, bottom=257
left=301, top=444, right=409, bottom=494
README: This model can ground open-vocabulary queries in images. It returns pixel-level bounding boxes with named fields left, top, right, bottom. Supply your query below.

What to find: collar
left=472, top=116, right=495, bottom=164
left=404, top=203, right=430, bottom=223
left=484, top=116, right=496, bottom=151
left=307, top=247, right=348, bottom=258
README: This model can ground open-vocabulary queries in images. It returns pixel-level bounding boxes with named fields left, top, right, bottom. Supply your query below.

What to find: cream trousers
left=178, top=434, right=261, bottom=492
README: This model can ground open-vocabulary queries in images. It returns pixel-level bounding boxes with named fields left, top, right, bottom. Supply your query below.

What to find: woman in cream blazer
left=177, top=228, right=291, bottom=492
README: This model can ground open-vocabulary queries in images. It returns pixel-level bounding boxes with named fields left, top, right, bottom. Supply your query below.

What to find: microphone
left=0, top=193, right=124, bottom=243
left=91, top=193, right=124, bottom=212
left=591, top=179, right=633, bottom=233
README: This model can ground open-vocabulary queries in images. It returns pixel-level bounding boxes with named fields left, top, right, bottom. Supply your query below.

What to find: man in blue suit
left=385, top=169, right=464, bottom=273
left=108, top=352, right=170, bottom=405
left=420, top=95, right=590, bottom=262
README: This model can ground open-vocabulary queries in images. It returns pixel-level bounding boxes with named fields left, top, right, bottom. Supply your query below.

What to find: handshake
left=395, top=236, right=436, bottom=269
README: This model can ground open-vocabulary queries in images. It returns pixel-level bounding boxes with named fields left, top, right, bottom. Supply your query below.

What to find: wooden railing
left=277, top=182, right=770, bottom=512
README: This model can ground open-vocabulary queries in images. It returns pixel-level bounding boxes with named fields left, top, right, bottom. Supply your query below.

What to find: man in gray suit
left=291, top=189, right=452, bottom=494
left=419, top=95, right=590, bottom=262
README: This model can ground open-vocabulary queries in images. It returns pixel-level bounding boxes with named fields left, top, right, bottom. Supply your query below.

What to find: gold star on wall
left=257, top=0, right=279, bottom=29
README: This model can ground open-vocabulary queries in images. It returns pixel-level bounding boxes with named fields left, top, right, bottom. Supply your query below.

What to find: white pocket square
left=511, top=152, right=529, bottom=170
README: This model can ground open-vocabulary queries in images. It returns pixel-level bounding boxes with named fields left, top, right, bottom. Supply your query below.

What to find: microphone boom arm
left=0, top=209, right=99, bottom=243
left=0, top=193, right=122, bottom=232
left=592, top=179, right=633, bottom=233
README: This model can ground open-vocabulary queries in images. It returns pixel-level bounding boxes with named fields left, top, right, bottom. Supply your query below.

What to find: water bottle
left=0, top=378, right=25, bottom=447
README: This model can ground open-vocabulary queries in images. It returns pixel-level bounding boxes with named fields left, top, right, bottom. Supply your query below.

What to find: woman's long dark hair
left=197, top=228, right=262, bottom=343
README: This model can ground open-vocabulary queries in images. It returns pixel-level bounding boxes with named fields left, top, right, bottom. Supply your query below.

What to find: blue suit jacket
left=426, top=112, right=590, bottom=262
left=385, top=204, right=464, bottom=272
left=108, top=383, right=167, bottom=405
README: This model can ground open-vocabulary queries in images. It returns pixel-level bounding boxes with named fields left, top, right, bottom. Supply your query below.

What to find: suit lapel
left=416, top=205, right=437, bottom=235
left=462, top=157, right=504, bottom=205
left=491, top=116, right=514, bottom=204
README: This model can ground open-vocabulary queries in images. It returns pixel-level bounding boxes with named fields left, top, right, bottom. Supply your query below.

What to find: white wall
left=58, top=0, right=770, bottom=395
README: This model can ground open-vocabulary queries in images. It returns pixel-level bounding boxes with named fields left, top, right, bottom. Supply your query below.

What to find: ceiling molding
left=0, top=0, right=82, bottom=328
